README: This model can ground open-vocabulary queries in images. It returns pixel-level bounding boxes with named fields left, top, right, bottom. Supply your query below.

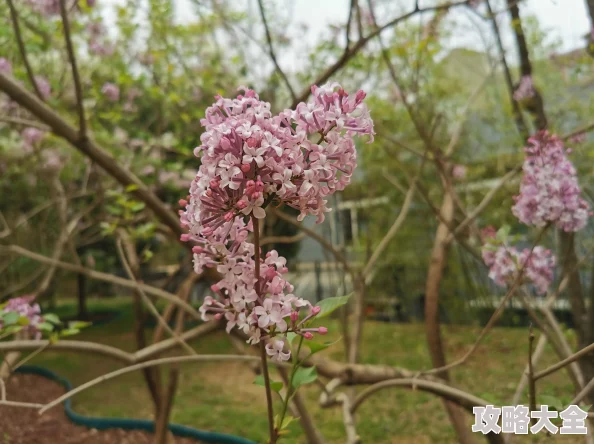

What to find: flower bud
left=311, top=306, right=321, bottom=315
left=318, top=326, right=328, bottom=335
left=303, top=332, right=313, bottom=340
left=180, top=234, right=190, bottom=242
left=290, top=311, right=299, bottom=322
left=192, top=246, right=203, bottom=254
left=241, top=164, right=251, bottom=173
left=236, top=200, right=247, bottom=209
left=178, top=199, right=188, bottom=207
left=211, top=284, right=220, bottom=293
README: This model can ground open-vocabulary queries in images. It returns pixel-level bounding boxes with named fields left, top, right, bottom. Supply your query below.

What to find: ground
left=2, top=297, right=589, bottom=443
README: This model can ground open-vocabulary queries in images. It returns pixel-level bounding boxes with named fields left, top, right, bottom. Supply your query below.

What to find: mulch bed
left=0, top=373, right=202, bottom=444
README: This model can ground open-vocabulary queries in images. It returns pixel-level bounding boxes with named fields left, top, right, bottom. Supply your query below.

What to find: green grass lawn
left=20, top=297, right=586, bottom=443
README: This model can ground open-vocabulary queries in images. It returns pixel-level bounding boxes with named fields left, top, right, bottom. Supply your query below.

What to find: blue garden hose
left=15, top=365, right=256, bottom=444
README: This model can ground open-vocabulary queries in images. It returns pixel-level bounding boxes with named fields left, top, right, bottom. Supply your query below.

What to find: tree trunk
left=425, top=192, right=476, bottom=444
left=77, top=273, right=88, bottom=320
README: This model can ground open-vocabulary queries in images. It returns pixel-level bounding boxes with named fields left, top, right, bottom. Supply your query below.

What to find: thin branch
left=40, top=354, right=288, bottom=415
left=271, top=208, right=352, bottom=274
left=0, top=72, right=183, bottom=239
left=527, top=325, right=536, bottom=418
left=363, top=179, right=416, bottom=276
left=6, top=0, right=44, bottom=100
left=535, top=341, right=594, bottom=381
left=289, top=0, right=469, bottom=108
left=0, top=115, right=49, bottom=130
left=260, top=232, right=305, bottom=246
left=1, top=245, right=202, bottom=320
left=256, top=0, right=296, bottom=102
left=116, top=237, right=196, bottom=356
left=59, top=0, right=86, bottom=136
left=572, top=377, right=594, bottom=405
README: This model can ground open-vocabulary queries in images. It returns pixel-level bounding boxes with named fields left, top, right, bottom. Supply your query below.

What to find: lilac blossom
left=482, top=242, right=555, bottom=295
left=0, top=58, right=12, bottom=75
left=513, top=75, right=535, bottom=101
left=35, top=76, right=51, bottom=100
left=452, top=164, right=467, bottom=180
left=0, top=295, right=44, bottom=339
left=25, top=0, right=60, bottom=16
left=512, top=131, right=590, bottom=232
left=102, top=82, right=120, bottom=101
left=22, top=127, right=46, bottom=152
left=184, top=83, right=374, bottom=361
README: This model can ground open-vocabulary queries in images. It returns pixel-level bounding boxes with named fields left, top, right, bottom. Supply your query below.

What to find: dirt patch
left=0, top=373, right=202, bottom=444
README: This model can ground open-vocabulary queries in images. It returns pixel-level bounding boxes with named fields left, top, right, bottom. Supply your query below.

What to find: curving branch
left=6, top=0, right=44, bottom=100
left=0, top=72, right=182, bottom=238
left=59, top=0, right=86, bottom=136
left=1, top=245, right=201, bottom=320
left=289, top=0, right=469, bottom=108
left=256, top=0, right=296, bottom=101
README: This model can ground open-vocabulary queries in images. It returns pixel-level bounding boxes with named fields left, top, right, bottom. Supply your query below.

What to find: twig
left=572, top=377, right=594, bottom=405
left=0, top=115, right=49, bottom=130
left=260, top=232, right=305, bottom=246
left=59, top=0, right=86, bottom=136
left=363, top=177, right=416, bottom=276
left=11, top=343, right=51, bottom=372
left=528, top=325, right=536, bottom=421
left=116, top=237, right=196, bottom=356
left=535, top=341, right=594, bottom=381
left=6, top=0, right=44, bottom=100
left=256, top=0, right=296, bottom=102
left=39, top=354, right=289, bottom=415
left=1, top=245, right=202, bottom=320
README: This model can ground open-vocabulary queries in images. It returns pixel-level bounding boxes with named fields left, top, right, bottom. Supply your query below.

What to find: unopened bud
left=303, top=332, right=314, bottom=340
left=318, top=326, right=328, bottom=335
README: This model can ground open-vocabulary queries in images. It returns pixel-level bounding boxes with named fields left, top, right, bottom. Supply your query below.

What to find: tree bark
left=425, top=192, right=476, bottom=444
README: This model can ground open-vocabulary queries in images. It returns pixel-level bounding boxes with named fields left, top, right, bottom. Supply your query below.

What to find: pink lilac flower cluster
left=512, top=131, right=590, bottom=232
left=22, top=127, right=46, bottom=153
left=482, top=240, right=556, bottom=295
left=0, top=295, right=44, bottom=339
left=102, top=82, right=120, bottom=101
left=25, top=0, right=60, bottom=16
left=87, top=22, right=115, bottom=57
left=0, top=58, right=12, bottom=75
left=513, top=75, right=535, bottom=101
left=35, top=76, right=51, bottom=100
left=181, top=83, right=373, bottom=361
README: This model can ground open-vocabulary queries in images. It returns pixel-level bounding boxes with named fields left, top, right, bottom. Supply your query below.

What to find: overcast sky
left=103, top=0, right=592, bottom=73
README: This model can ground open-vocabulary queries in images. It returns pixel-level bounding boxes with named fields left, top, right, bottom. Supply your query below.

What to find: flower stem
left=278, top=336, right=304, bottom=429
left=260, top=336, right=276, bottom=443
left=253, top=216, right=276, bottom=443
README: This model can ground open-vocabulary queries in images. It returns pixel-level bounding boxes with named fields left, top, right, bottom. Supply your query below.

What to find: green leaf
left=59, top=328, right=80, bottom=337
left=315, top=294, right=352, bottom=319
left=281, top=415, right=297, bottom=431
left=306, top=337, right=342, bottom=356
left=292, top=366, right=317, bottom=389
left=496, top=225, right=511, bottom=241
left=37, top=322, right=54, bottom=332
left=581, top=404, right=592, bottom=412
left=130, top=202, right=146, bottom=212
left=69, top=321, right=92, bottom=330
left=2, top=312, right=19, bottom=326
left=125, top=184, right=139, bottom=192
left=43, top=313, right=62, bottom=325
left=254, top=375, right=283, bottom=393
left=17, top=316, right=30, bottom=326
left=540, top=395, right=563, bottom=411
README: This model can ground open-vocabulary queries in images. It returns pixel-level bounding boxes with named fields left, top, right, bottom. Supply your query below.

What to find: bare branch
left=59, top=0, right=86, bottom=136
left=6, top=0, right=44, bottom=100
left=256, top=0, right=296, bottom=101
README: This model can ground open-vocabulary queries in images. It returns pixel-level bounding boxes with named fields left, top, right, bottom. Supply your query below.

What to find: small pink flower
left=0, top=58, right=12, bottom=75
left=102, top=82, right=120, bottom=101
left=265, top=339, right=290, bottom=362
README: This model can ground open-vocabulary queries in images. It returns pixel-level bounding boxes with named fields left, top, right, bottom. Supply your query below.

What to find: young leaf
left=281, top=415, right=297, bottom=430
left=17, top=316, right=30, bottom=326
left=60, top=328, right=81, bottom=337
left=292, top=366, right=317, bottom=389
left=306, top=337, right=342, bottom=357
left=254, top=375, right=283, bottom=393
left=43, top=313, right=62, bottom=325
left=125, top=184, right=139, bottom=192
left=69, top=321, right=92, bottom=330
left=37, top=322, right=55, bottom=332
left=2, top=312, right=19, bottom=326
left=315, top=294, right=352, bottom=319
